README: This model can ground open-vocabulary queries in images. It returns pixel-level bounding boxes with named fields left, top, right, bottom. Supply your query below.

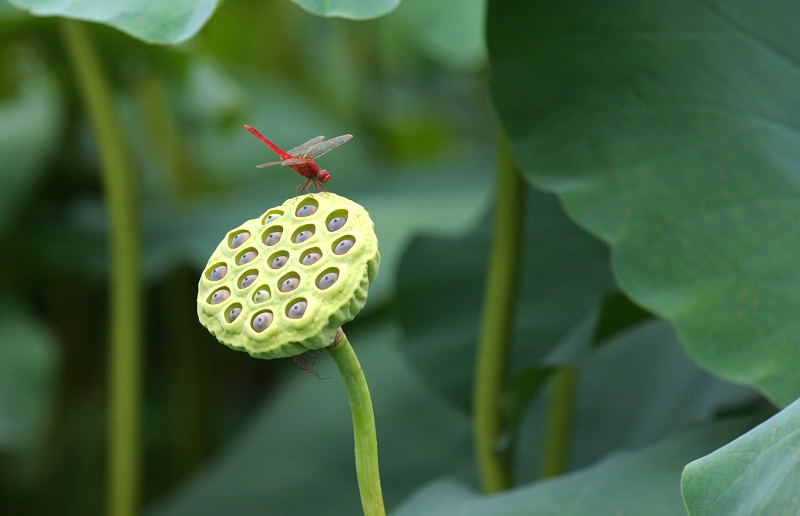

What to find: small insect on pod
left=197, top=193, right=380, bottom=359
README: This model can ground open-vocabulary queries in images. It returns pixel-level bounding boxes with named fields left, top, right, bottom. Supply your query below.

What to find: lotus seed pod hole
left=286, top=298, right=308, bottom=319
left=292, top=224, right=316, bottom=244
left=300, top=247, right=322, bottom=266
left=278, top=272, right=301, bottom=293
left=252, top=286, right=271, bottom=303
left=262, top=226, right=283, bottom=247
left=316, top=268, right=339, bottom=290
left=261, top=210, right=284, bottom=224
left=268, top=250, right=290, bottom=270
left=236, top=248, right=259, bottom=266
left=208, top=287, right=231, bottom=305
left=251, top=310, right=273, bottom=333
left=326, top=210, right=348, bottom=232
left=228, top=230, right=251, bottom=249
left=333, top=236, right=356, bottom=255
left=206, top=262, right=228, bottom=281
left=238, top=270, right=258, bottom=289
left=295, top=198, right=318, bottom=217
left=226, top=304, right=243, bottom=323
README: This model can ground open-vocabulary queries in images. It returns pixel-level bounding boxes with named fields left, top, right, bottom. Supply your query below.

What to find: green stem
left=540, top=367, right=576, bottom=478
left=325, top=330, right=385, bottom=516
left=62, top=20, right=142, bottom=516
left=472, top=131, right=524, bottom=493
left=135, top=71, right=193, bottom=199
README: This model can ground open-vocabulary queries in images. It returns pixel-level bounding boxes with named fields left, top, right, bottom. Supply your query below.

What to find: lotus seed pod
left=197, top=193, right=380, bottom=359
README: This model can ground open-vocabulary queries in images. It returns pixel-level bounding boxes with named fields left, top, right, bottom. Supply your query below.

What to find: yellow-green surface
left=198, top=193, right=380, bottom=359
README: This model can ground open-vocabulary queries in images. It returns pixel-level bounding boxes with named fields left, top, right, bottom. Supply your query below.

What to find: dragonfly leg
left=299, top=351, right=318, bottom=366
left=313, top=178, right=328, bottom=193
left=292, top=353, right=328, bottom=380
left=295, top=179, right=311, bottom=199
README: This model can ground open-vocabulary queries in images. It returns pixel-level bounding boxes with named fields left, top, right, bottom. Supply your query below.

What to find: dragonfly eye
left=319, top=170, right=330, bottom=183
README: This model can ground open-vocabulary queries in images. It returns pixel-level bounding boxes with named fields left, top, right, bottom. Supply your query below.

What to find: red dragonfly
left=244, top=125, right=353, bottom=195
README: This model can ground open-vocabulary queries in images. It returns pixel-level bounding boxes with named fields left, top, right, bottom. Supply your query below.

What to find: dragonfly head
left=318, top=170, right=331, bottom=183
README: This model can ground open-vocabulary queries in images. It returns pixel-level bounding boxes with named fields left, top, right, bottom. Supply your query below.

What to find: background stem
left=540, top=367, right=576, bottom=477
left=472, top=131, right=524, bottom=493
left=62, top=20, right=142, bottom=516
left=326, top=331, right=385, bottom=516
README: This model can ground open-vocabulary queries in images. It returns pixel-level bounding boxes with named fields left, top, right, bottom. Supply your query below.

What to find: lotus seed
left=280, top=277, right=300, bottom=292
left=294, top=229, right=314, bottom=243
left=209, top=265, right=227, bottom=281
left=253, top=289, right=270, bottom=303
left=270, top=255, right=288, bottom=269
left=230, top=231, right=250, bottom=249
left=228, top=306, right=242, bottom=322
left=209, top=288, right=231, bottom=305
left=334, top=239, right=355, bottom=255
left=240, top=273, right=258, bottom=289
left=327, top=217, right=346, bottom=231
left=301, top=251, right=322, bottom=265
left=265, top=231, right=282, bottom=246
left=264, top=213, right=281, bottom=223
left=238, top=250, right=258, bottom=265
left=296, top=204, right=317, bottom=217
left=287, top=300, right=307, bottom=319
left=317, top=272, right=339, bottom=290
left=251, top=311, right=273, bottom=333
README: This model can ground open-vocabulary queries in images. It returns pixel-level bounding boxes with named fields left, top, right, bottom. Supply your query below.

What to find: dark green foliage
left=2, top=0, right=798, bottom=514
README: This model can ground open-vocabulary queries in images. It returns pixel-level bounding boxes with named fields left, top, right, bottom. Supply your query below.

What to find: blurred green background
left=0, top=0, right=495, bottom=513
left=1, top=0, right=796, bottom=514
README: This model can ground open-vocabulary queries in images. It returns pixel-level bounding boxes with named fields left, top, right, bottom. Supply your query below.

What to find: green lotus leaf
left=197, top=193, right=379, bottom=359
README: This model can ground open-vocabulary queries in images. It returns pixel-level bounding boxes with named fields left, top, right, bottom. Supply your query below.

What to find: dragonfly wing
left=286, top=136, right=325, bottom=157
left=257, top=158, right=304, bottom=168
left=302, top=134, right=353, bottom=159
left=256, top=161, right=284, bottom=168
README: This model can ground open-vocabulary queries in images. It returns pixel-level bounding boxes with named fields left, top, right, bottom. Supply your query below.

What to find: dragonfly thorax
left=289, top=160, right=319, bottom=179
